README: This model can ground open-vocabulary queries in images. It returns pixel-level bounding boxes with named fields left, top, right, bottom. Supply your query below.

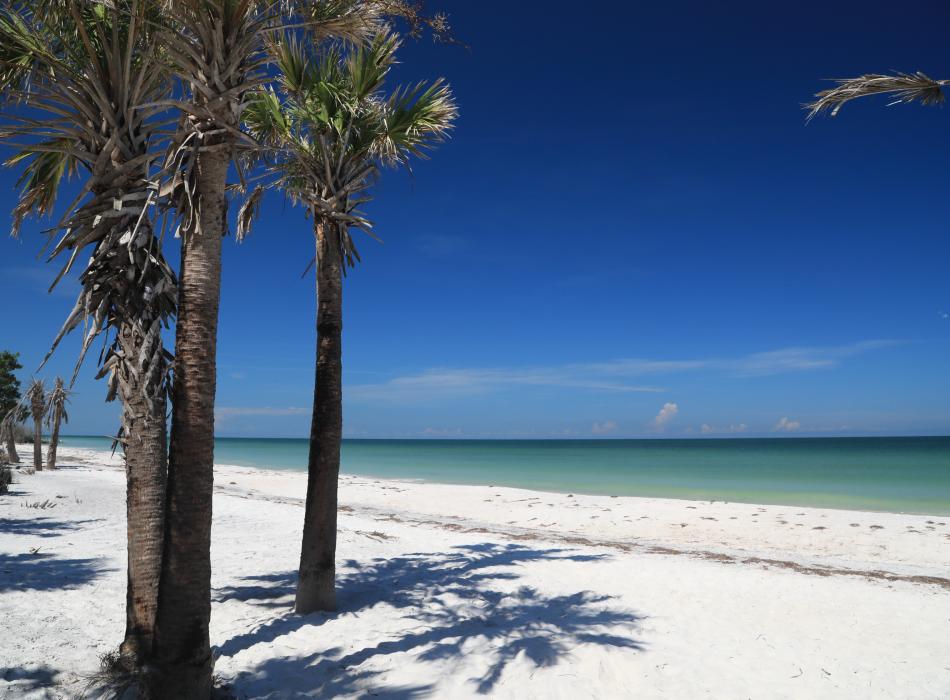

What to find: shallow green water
left=60, top=436, right=950, bottom=514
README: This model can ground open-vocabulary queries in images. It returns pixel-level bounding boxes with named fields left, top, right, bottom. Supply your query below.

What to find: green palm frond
left=806, top=71, right=949, bottom=120
left=246, top=28, right=455, bottom=263
left=7, top=141, right=79, bottom=238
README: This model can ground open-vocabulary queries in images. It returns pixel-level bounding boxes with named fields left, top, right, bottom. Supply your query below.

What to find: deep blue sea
left=60, top=435, right=950, bottom=514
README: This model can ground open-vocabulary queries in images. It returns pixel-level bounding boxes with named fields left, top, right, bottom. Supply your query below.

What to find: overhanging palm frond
left=6, top=141, right=79, bottom=238
left=806, top=71, right=948, bottom=120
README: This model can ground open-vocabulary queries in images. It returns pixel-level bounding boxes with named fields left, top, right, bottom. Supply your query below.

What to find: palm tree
left=25, top=379, right=45, bottom=470
left=149, top=3, right=444, bottom=691
left=0, top=0, right=176, bottom=665
left=44, top=378, right=70, bottom=470
left=806, top=72, right=948, bottom=119
left=1, top=406, right=26, bottom=464
left=244, top=30, right=456, bottom=613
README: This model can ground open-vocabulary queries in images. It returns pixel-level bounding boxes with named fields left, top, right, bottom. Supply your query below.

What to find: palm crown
left=0, top=1, right=176, bottom=402
left=243, top=30, right=456, bottom=263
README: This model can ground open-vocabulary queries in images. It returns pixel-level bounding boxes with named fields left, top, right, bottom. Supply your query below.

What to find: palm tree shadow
left=0, top=552, right=113, bottom=593
left=219, top=543, right=645, bottom=697
left=1, top=664, right=61, bottom=693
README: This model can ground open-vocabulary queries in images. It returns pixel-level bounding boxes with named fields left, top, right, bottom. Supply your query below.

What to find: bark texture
left=45, top=379, right=65, bottom=470
left=116, top=324, right=168, bottom=663
left=152, top=146, right=229, bottom=698
left=296, top=218, right=344, bottom=614
left=30, top=391, right=43, bottom=471
left=3, top=425, right=17, bottom=464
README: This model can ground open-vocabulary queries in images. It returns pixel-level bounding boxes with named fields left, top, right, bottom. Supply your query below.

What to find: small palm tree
left=25, top=379, right=45, bottom=471
left=0, top=0, right=175, bottom=665
left=1, top=405, right=26, bottom=464
left=44, top=378, right=70, bottom=470
left=245, top=30, right=456, bottom=613
left=806, top=71, right=948, bottom=120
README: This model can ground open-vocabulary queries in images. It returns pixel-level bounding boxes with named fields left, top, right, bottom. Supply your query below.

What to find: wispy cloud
left=347, top=340, right=899, bottom=402
left=652, top=402, right=679, bottom=429
left=701, top=422, right=747, bottom=435
left=348, top=367, right=666, bottom=402
left=591, top=420, right=618, bottom=435
left=773, top=416, right=801, bottom=432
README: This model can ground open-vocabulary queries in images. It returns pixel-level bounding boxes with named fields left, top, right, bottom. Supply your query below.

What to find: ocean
left=59, top=435, right=950, bottom=515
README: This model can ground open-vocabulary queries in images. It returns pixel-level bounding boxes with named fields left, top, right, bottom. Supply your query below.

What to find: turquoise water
left=59, top=436, right=950, bottom=514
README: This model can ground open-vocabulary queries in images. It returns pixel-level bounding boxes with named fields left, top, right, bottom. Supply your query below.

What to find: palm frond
left=806, top=71, right=948, bottom=120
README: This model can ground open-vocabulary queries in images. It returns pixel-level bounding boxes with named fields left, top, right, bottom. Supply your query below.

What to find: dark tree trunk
left=116, top=324, right=168, bottom=663
left=3, top=427, right=17, bottom=464
left=296, top=217, right=344, bottom=614
left=152, top=146, right=229, bottom=698
left=46, top=384, right=63, bottom=471
left=31, top=394, right=43, bottom=471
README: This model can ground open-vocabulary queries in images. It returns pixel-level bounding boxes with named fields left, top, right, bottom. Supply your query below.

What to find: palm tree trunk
left=152, top=146, right=229, bottom=698
left=46, top=404, right=62, bottom=470
left=116, top=323, right=167, bottom=663
left=3, top=425, right=17, bottom=464
left=31, top=395, right=43, bottom=471
left=296, top=217, right=344, bottom=614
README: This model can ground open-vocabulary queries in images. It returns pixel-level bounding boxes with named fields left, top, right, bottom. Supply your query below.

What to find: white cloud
left=773, top=416, right=800, bottom=432
left=701, top=422, right=748, bottom=435
left=652, top=402, right=679, bottom=429
left=591, top=420, right=618, bottom=435
left=420, top=427, right=463, bottom=436
left=347, top=340, right=900, bottom=403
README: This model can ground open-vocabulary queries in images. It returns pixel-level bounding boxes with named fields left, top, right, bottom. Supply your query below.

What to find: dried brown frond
left=805, top=71, right=948, bottom=120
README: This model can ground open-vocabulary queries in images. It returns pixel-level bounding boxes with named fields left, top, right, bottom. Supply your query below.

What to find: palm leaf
left=806, top=71, right=949, bottom=120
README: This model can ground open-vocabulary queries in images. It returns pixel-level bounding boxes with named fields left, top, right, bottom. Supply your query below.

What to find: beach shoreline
left=2, top=443, right=949, bottom=698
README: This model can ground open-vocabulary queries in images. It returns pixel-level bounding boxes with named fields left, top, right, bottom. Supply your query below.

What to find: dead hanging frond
left=806, top=71, right=949, bottom=120
left=235, top=184, right=265, bottom=242
left=44, top=377, right=70, bottom=428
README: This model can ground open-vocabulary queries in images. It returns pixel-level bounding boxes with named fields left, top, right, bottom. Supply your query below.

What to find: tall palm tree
left=806, top=71, right=948, bottom=119
left=25, top=379, right=46, bottom=471
left=44, top=377, right=70, bottom=470
left=149, top=3, right=442, bottom=692
left=245, top=30, right=456, bottom=613
left=0, top=0, right=176, bottom=665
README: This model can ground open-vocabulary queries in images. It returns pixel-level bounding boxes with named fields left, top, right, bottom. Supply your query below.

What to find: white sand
left=1, top=443, right=949, bottom=699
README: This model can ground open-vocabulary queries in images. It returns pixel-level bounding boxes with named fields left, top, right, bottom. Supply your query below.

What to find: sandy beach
left=1, top=443, right=949, bottom=699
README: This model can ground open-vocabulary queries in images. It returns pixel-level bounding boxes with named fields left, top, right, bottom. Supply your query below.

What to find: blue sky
left=2, top=0, right=950, bottom=438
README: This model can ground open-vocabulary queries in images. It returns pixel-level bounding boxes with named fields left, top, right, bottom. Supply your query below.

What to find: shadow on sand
left=0, top=551, right=112, bottom=593
left=216, top=543, right=645, bottom=697
left=0, top=516, right=104, bottom=538
left=1, top=665, right=61, bottom=693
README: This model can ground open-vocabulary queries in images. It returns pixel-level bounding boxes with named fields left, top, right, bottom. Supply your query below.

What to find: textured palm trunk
left=30, top=395, right=43, bottom=471
left=3, top=427, right=17, bottom=464
left=116, top=324, right=167, bottom=663
left=296, top=217, right=344, bottom=614
left=152, top=146, right=229, bottom=698
left=46, top=402, right=62, bottom=471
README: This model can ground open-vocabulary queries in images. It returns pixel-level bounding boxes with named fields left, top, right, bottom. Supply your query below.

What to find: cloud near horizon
left=773, top=416, right=801, bottom=432
left=347, top=340, right=900, bottom=403
left=652, top=402, right=679, bottom=429
left=591, top=420, right=618, bottom=435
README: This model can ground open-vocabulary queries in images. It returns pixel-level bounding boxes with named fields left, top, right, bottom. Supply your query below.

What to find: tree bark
left=3, top=426, right=17, bottom=464
left=116, top=324, right=167, bottom=663
left=31, top=394, right=43, bottom=471
left=46, top=387, right=63, bottom=471
left=152, top=145, right=229, bottom=698
left=295, top=217, right=344, bottom=614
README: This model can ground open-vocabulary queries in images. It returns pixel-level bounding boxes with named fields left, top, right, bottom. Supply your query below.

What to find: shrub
left=0, top=465, right=11, bottom=495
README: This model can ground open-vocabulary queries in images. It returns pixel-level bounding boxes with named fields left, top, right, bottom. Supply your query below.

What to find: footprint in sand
left=869, top=525, right=884, bottom=530
left=812, top=526, right=826, bottom=530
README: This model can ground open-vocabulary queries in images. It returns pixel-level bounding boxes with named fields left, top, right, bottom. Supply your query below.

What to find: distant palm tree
left=245, top=30, right=456, bottom=613
left=1, top=406, right=25, bottom=464
left=0, top=0, right=175, bottom=665
left=44, top=378, right=69, bottom=470
left=25, top=379, right=45, bottom=471
left=806, top=71, right=948, bottom=119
